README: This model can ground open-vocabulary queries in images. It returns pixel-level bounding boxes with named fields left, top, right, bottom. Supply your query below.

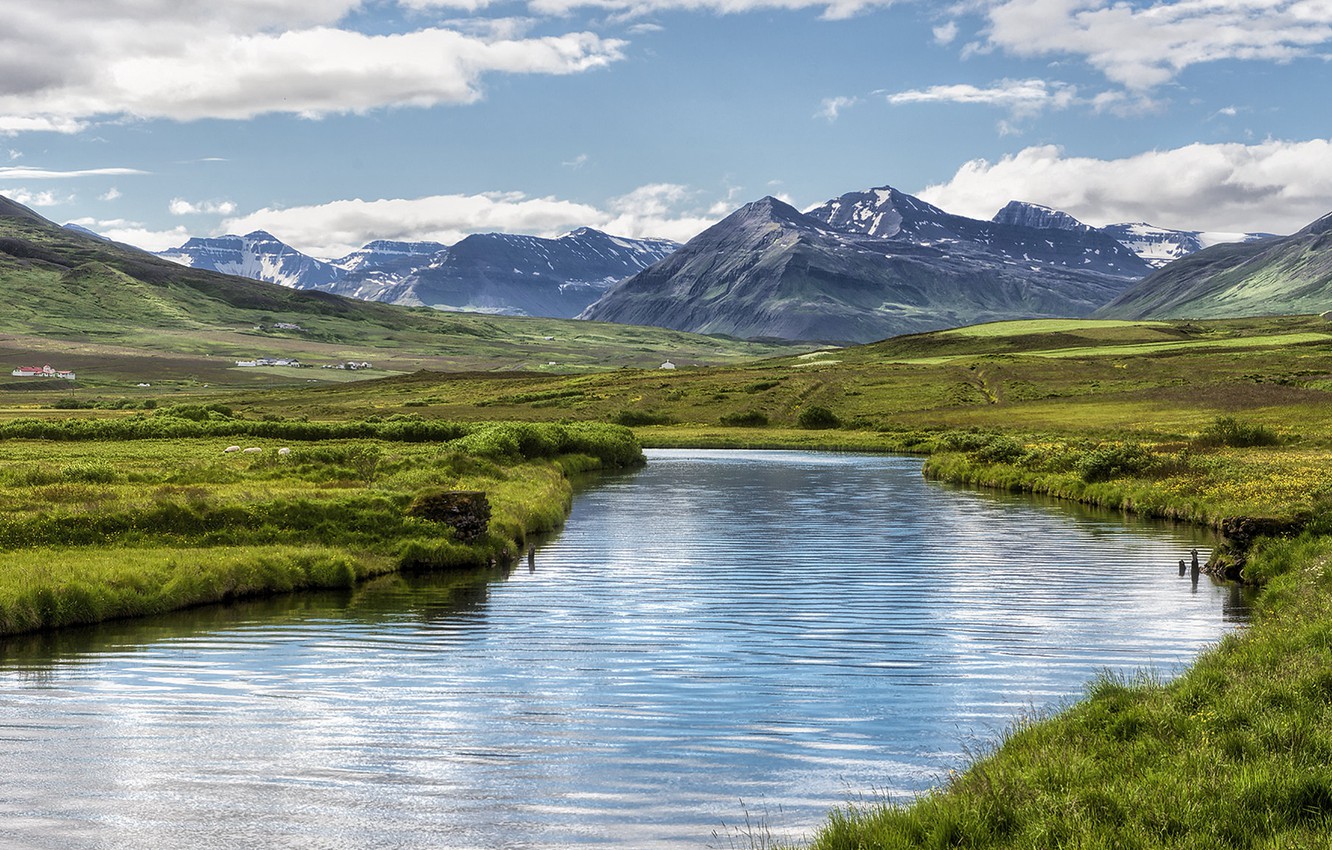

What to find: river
left=0, top=449, right=1246, bottom=849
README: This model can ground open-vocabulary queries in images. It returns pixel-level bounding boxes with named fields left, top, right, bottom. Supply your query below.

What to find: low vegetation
left=0, top=419, right=642, bottom=635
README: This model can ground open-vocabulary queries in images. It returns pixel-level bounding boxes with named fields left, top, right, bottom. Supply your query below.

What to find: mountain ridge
left=156, top=227, right=679, bottom=319
left=1095, top=208, right=1332, bottom=319
left=580, top=189, right=1147, bottom=343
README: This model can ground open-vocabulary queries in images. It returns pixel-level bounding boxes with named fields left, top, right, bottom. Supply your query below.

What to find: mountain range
left=580, top=189, right=1159, bottom=343
left=158, top=228, right=678, bottom=319
left=146, top=190, right=1274, bottom=340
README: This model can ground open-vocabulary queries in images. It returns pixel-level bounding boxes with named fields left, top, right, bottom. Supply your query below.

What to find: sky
left=2, top=0, right=1331, bottom=259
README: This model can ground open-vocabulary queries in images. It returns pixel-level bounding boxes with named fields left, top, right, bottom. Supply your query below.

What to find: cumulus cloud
left=885, top=78, right=1077, bottom=117
left=100, top=188, right=122, bottom=201
left=169, top=198, right=239, bottom=216
left=0, top=189, right=64, bottom=207
left=214, top=184, right=723, bottom=257
left=0, top=2, right=626, bottom=130
left=528, top=0, right=901, bottom=20
left=981, top=0, right=1332, bottom=89
left=65, top=217, right=194, bottom=252
left=916, top=139, right=1332, bottom=234
left=932, top=21, right=959, bottom=45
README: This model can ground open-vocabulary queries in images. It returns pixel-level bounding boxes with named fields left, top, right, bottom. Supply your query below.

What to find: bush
left=1076, top=442, right=1154, bottom=483
left=1194, top=416, right=1280, bottom=448
left=719, top=410, right=770, bottom=427
left=406, top=489, right=492, bottom=543
left=797, top=405, right=841, bottom=430
left=972, top=435, right=1026, bottom=464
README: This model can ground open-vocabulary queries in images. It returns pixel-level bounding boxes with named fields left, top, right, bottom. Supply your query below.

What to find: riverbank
left=0, top=415, right=643, bottom=636
left=751, top=427, right=1330, bottom=847
left=622, top=422, right=1332, bottom=845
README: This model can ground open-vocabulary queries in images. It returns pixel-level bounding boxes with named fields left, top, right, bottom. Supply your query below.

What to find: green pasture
left=0, top=419, right=643, bottom=635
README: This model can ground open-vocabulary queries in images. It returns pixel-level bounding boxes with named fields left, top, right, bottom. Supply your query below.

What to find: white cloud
left=933, top=20, right=959, bottom=44
left=65, top=217, right=194, bottom=252
left=100, top=188, right=122, bottom=201
left=0, top=3, right=626, bottom=130
left=169, top=197, right=239, bottom=216
left=601, top=183, right=721, bottom=242
left=0, top=166, right=146, bottom=179
left=817, top=95, right=859, bottom=121
left=528, top=0, right=901, bottom=21
left=885, top=78, right=1077, bottom=116
left=981, top=0, right=1332, bottom=89
left=917, top=139, right=1332, bottom=234
left=0, top=116, right=87, bottom=136
left=563, top=153, right=590, bottom=169
left=0, top=188, right=63, bottom=207
left=205, top=184, right=725, bottom=257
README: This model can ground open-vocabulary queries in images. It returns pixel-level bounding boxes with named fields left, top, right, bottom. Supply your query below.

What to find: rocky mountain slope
left=157, top=228, right=678, bottom=319
left=580, top=189, right=1152, bottom=344
left=1095, top=210, right=1332, bottom=320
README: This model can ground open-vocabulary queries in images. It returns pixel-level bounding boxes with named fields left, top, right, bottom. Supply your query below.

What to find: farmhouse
left=235, top=357, right=302, bottom=368
left=12, top=364, right=76, bottom=380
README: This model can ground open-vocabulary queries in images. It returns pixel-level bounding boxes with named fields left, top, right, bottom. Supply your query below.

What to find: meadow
left=0, top=415, right=642, bottom=635
left=3, top=313, right=1331, bottom=845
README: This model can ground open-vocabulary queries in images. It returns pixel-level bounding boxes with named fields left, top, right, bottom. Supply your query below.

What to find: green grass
left=0, top=419, right=643, bottom=635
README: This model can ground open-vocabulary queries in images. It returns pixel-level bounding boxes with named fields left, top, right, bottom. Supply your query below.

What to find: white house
left=12, top=364, right=75, bottom=380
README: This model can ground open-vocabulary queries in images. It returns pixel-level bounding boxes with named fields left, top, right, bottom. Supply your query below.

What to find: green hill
left=1096, top=211, right=1332, bottom=320
left=0, top=196, right=791, bottom=389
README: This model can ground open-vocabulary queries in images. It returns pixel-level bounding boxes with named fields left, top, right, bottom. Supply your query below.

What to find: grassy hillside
left=1097, top=211, right=1332, bottom=320
left=0, top=197, right=793, bottom=391
left=207, top=315, right=1332, bottom=444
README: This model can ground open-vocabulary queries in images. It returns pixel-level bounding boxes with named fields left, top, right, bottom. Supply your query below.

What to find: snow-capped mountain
left=380, top=228, right=679, bottom=317
left=986, top=202, right=1275, bottom=269
left=1099, top=223, right=1275, bottom=269
left=992, top=200, right=1092, bottom=233
left=333, top=240, right=448, bottom=274
left=805, top=190, right=1150, bottom=279
left=581, top=187, right=1152, bottom=344
left=158, top=231, right=343, bottom=290
left=157, top=228, right=680, bottom=319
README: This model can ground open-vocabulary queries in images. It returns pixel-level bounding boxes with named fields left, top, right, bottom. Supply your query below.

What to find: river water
left=0, top=449, right=1246, bottom=849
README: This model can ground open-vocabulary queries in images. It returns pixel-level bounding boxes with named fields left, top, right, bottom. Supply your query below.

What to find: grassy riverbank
left=758, top=422, right=1327, bottom=848
left=0, top=414, right=642, bottom=635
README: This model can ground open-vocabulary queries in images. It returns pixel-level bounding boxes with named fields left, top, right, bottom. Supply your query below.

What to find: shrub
left=406, top=489, right=491, bottom=543
left=797, top=405, right=841, bottom=430
left=1194, top=416, right=1280, bottom=448
left=972, top=435, right=1026, bottom=464
left=719, top=410, right=770, bottom=427
left=1076, top=442, right=1154, bottom=483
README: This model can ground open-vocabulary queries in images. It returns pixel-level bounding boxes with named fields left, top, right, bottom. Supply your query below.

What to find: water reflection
left=0, top=449, right=1248, bottom=849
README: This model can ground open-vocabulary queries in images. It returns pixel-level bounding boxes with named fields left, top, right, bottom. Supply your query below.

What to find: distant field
left=941, top=318, right=1173, bottom=337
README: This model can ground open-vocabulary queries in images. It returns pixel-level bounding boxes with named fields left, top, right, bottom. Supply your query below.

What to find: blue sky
left=2, top=0, right=1330, bottom=258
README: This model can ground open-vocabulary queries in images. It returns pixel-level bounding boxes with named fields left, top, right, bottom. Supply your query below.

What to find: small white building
left=12, top=364, right=75, bottom=380
left=659, top=360, right=677, bottom=370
